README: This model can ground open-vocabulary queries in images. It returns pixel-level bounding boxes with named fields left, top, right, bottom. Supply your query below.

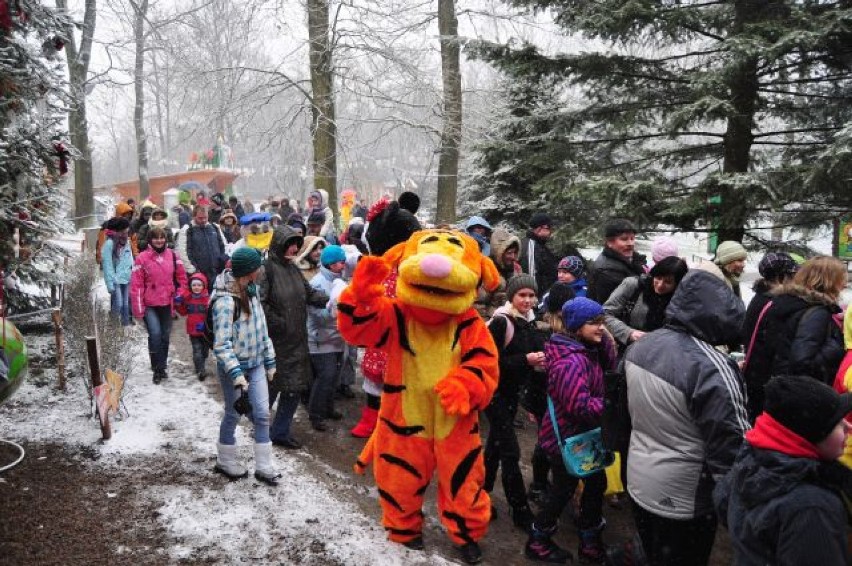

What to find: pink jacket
left=130, top=247, right=188, bottom=319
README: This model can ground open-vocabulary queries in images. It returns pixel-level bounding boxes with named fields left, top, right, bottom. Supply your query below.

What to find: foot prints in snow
left=0, top=335, right=451, bottom=565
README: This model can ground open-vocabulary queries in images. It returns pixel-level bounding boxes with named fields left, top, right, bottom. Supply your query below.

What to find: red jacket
left=175, top=273, right=209, bottom=337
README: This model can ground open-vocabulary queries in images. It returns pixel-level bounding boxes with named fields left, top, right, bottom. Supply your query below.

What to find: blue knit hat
left=561, top=297, right=604, bottom=332
left=320, top=245, right=346, bottom=267
left=230, top=247, right=262, bottom=278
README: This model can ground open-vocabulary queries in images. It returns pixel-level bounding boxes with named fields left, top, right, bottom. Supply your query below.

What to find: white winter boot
left=214, top=442, right=248, bottom=480
left=253, top=442, right=281, bottom=486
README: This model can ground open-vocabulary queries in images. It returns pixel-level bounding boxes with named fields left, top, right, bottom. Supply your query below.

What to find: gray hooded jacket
left=625, top=269, right=749, bottom=520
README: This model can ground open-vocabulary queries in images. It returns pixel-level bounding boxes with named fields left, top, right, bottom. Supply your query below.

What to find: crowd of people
left=96, top=191, right=851, bottom=565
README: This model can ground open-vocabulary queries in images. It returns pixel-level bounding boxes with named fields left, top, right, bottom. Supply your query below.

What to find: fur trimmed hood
left=771, top=282, right=838, bottom=308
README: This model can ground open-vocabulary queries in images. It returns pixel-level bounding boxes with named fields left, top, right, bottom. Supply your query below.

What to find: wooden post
left=52, top=309, right=66, bottom=391
left=86, top=336, right=111, bottom=440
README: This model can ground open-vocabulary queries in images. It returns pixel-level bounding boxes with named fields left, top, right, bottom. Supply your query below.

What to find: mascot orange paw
left=351, top=256, right=391, bottom=301
left=434, top=378, right=471, bottom=416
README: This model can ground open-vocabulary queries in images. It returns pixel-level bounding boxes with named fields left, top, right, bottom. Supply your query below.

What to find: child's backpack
left=203, top=294, right=242, bottom=347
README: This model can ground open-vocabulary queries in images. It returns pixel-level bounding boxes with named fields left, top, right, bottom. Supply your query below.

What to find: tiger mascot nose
left=419, top=253, right=452, bottom=279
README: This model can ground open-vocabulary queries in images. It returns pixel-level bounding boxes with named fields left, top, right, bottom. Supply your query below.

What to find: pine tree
left=467, top=0, right=852, bottom=243
left=0, top=1, right=74, bottom=314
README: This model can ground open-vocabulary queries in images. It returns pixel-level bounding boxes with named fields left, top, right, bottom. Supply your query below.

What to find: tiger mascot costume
left=337, top=228, right=501, bottom=562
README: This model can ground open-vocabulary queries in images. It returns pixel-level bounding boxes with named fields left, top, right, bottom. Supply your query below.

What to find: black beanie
left=529, top=212, right=553, bottom=230
left=764, top=375, right=852, bottom=443
left=544, top=282, right=577, bottom=314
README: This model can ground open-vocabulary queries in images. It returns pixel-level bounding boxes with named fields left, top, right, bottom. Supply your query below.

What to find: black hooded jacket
left=260, top=226, right=329, bottom=393
left=588, top=247, right=647, bottom=304
left=715, top=444, right=850, bottom=566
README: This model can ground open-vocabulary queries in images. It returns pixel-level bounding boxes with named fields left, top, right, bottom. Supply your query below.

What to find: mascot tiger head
left=384, top=229, right=500, bottom=315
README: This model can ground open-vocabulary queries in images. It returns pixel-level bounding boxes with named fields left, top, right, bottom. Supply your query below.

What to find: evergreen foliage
left=465, top=0, right=852, bottom=243
left=0, top=1, right=74, bottom=314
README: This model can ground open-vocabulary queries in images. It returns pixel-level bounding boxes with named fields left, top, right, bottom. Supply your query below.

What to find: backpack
left=203, top=294, right=242, bottom=347
left=487, top=313, right=514, bottom=348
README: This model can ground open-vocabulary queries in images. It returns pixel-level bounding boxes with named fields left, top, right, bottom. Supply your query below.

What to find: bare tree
left=129, top=0, right=150, bottom=199
left=435, top=0, right=461, bottom=223
left=307, top=0, right=337, bottom=212
left=56, top=0, right=97, bottom=228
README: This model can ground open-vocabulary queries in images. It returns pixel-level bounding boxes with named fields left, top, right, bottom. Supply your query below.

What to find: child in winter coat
left=715, top=374, right=851, bottom=566
left=101, top=217, right=134, bottom=326
left=483, top=274, right=545, bottom=533
left=525, top=297, right=617, bottom=564
left=175, top=272, right=210, bottom=381
left=306, top=245, right=348, bottom=431
left=538, top=256, right=587, bottom=317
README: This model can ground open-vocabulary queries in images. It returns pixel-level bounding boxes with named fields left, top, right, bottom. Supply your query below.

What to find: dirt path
left=0, top=323, right=732, bottom=565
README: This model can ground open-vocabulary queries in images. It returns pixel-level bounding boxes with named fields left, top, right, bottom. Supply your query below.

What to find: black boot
left=511, top=505, right=534, bottom=533
left=402, top=536, right=424, bottom=551
left=525, top=524, right=572, bottom=563
left=457, top=541, right=483, bottom=564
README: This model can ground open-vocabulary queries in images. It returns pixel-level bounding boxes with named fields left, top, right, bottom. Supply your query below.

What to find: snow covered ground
left=0, top=328, right=452, bottom=565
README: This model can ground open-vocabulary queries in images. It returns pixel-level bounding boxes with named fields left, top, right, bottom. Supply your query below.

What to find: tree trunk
left=436, top=0, right=461, bottom=225
left=56, top=0, right=97, bottom=229
left=307, top=0, right=337, bottom=213
left=132, top=0, right=150, bottom=200
left=719, top=0, right=763, bottom=242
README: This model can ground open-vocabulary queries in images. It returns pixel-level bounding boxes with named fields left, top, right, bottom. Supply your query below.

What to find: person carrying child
left=175, top=272, right=210, bottom=381
left=525, top=297, right=616, bottom=564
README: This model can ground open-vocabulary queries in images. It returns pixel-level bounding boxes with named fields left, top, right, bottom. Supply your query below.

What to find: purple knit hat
left=651, top=236, right=679, bottom=263
left=758, top=252, right=799, bottom=280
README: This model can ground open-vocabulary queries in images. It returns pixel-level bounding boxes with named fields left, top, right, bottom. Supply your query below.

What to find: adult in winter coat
left=713, top=240, right=748, bottom=299
left=519, top=212, right=561, bottom=294
left=101, top=217, right=134, bottom=326
left=294, top=235, right=325, bottom=282
left=211, top=247, right=280, bottom=486
left=179, top=205, right=228, bottom=292
left=259, top=226, right=329, bottom=449
left=625, top=264, right=748, bottom=566
left=465, top=215, right=493, bottom=256
left=304, top=189, right=336, bottom=241
left=136, top=207, right=174, bottom=252
left=833, top=306, right=852, bottom=468
left=130, top=227, right=188, bottom=383
left=95, top=202, right=134, bottom=266
left=762, top=256, right=846, bottom=385
left=483, top=274, right=544, bottom=534
left=130, top=201, right=155, bottom=256
left=742, top=252, right=799, bottom=420
left=715, top=374, right=851, bottom=566
left=587, top=218, right=647, bottom=304
left=603, top=256, right=689, bottom=348
left=473, top=228, right=522, bottom=320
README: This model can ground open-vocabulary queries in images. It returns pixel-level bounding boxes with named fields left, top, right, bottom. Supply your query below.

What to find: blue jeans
left=143, top=306, right=173, bottom=373
left=269, top=390, right=301, bottom=443
left=189, top=336, right=209, bottom=374
left=110, top=284, right=131, bottom=326
left=217, top=364, right=270, bottom=445
left=308, top=352, right=342, bottom=423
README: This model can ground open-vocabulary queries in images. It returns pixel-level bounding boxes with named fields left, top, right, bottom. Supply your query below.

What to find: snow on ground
left=0, top=330, right=452, bottom=566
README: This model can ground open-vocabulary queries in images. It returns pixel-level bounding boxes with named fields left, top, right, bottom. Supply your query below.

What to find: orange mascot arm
left=434, top=311, right=500, bottom=416
left=337, top=255, right=397, bottom=350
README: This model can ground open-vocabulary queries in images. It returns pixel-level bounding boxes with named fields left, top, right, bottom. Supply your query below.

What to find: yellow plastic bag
left=604, top=452, right=624, bottom=496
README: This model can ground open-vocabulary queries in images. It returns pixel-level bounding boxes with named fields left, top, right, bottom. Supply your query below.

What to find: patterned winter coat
left=539, top=331, right=617, bottom=456
left=129, top=246, right=188, bottom=318
left=211, top=270, right=276, bottom=381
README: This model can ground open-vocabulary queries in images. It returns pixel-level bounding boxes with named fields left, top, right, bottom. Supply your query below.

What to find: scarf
left=746, top=413, right=820, bottom=459
left=640, top=277, right=674, bottom=332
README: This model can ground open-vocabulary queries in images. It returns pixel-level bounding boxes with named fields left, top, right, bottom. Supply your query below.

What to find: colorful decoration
left=0, top=318, right=28, bottom=405
left=339, top=188, right=356, bottom=228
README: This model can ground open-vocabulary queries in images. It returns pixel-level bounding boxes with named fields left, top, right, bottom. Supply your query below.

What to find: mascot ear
left=382, top=241, right=409, bottom=266
left=480, top=256, right=501, bottom=292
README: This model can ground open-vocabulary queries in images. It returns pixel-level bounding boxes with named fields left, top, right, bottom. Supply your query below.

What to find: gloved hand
left=349, top=256, right=390, bottom=301
left=266, top=368, right=276, bottom=382
left=434, top=378, right=471, bottom=416
left=173, top=294, right=184, bottom=305
left=195, top=322, right=205, bottom=333
left=107, top=286, right=114, bottom=294
left=233, top=375, right=248, bottom=391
